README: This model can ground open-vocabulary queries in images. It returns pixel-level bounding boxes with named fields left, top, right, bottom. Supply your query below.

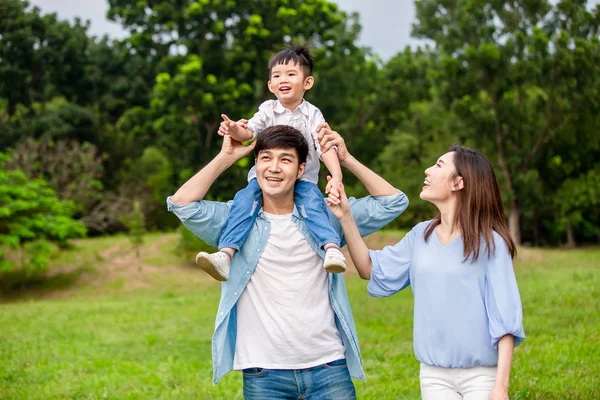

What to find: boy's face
left=255, top=147, right=306, bottom=201
left=268, top=61, right=314, bottom=107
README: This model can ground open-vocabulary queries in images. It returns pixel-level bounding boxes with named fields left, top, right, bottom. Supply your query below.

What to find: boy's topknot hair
left=268, top=42, right=314, bottom=77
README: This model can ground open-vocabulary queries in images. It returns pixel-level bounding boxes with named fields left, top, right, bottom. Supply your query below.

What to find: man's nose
left=269, top=160, right=282, bottom=171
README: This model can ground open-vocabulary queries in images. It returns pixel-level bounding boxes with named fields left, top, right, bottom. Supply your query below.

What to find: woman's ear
left=451, top=176, right=464, bottom=191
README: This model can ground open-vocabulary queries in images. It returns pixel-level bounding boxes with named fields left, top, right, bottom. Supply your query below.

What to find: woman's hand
left=488, top=384, right=509, bottom=400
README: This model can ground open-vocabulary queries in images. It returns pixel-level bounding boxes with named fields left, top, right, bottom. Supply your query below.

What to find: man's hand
left=488, top=384, right=509, bottom=400
left=317, top=123, right=349, bottom=163
left=218, top=114, right=249, bottom=137
left=326, top=179, right=351, bottom=219
left=219, top=134, right=256, bottom=163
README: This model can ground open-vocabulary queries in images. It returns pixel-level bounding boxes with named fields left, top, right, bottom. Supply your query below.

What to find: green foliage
left=0, top=153, right=87, bottom=272
left=177, top=225, right=217, bottom=255
left=412, top=0, right=600, bottom=244
left=0, top=0, right=597, bottom=246
left=374, top=99, right=467, bottom=227
left=6, top=136, right=105, bottom=219
left=121, top=200, right=146, bottom=257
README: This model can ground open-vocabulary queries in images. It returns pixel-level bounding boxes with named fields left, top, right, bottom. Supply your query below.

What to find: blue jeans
left=218, top=178, right=341, bottom=251
left=242, top=359, right=356, bottom=400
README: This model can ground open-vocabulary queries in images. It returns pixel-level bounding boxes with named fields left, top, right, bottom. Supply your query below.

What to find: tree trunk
left=565, top=220, right=576, bottom=248
left=509, top=200, right=521, bottom=245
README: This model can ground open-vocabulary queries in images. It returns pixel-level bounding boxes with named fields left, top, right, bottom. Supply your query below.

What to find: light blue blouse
left=368, top=221, right=525, bottom=368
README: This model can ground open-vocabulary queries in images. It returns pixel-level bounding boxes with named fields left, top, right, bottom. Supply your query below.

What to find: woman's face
left=420, top=151, right=462, bottom=203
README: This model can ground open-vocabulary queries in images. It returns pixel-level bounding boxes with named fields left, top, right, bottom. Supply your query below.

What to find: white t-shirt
left=233, top=212, right=345, bottom=370
left=246, top=99, right=324, bottom=184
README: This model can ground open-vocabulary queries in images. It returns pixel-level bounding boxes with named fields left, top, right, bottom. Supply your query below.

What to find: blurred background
left=1, top=1, right=599, bottom=398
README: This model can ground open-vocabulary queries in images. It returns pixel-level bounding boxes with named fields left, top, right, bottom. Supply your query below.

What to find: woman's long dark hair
left=424, top=145, right=517, bottom=261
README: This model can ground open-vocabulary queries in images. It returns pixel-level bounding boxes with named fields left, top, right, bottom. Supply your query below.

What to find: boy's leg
left=195, top=179, right=262, bottom=281
left=294, top=181, right=346, bottom=273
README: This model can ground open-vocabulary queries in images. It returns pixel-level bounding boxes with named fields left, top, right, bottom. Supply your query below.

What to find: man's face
left=255, top=147, right=305, bottom=201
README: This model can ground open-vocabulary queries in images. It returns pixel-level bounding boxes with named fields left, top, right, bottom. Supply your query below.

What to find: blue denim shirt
left=166, top=191, right=408, bottom=384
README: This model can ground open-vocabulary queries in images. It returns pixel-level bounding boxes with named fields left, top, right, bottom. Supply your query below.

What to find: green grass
left=0, top=235, right=599, bottom=399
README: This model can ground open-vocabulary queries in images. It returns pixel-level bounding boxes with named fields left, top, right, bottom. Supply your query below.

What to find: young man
left=167, top=125, right=408, bottom=399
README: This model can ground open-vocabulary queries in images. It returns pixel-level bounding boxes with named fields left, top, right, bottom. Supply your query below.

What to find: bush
left=0, top=153, right=86, bottom=273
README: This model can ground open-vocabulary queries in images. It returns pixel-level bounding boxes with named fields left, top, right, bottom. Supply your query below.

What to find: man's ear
left=296, top=163, right=306, bottom=180
left=451, top=176, right=464, bottom=191
left=304, top=75, right=314, bottom=90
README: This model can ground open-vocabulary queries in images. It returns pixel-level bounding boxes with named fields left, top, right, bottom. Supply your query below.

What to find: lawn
left=0, top=234, right=598, bottom=399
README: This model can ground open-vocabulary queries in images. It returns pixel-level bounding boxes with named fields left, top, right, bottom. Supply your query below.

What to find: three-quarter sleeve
left=484, top=234, right=526, bottom=349
left=367, top=225, right=417, bottom=298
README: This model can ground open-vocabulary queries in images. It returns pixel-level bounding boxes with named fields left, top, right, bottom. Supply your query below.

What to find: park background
left=0, top=0, right=599, bottom=398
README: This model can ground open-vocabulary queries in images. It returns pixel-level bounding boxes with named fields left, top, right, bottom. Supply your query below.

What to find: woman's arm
left=329, top=183, right=373, bottom=279
left=488, top=334, right=515, bottom=400
left=317, top=124, right=397, bottom=196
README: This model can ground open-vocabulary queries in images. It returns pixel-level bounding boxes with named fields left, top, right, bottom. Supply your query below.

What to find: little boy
left=195, top=43, right=346, bottom=281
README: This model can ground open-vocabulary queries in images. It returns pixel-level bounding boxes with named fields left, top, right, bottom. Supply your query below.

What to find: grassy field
left=0, top=233, right=599, bottom=399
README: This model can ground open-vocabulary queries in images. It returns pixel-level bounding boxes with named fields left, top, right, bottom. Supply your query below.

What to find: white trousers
left=420, top=363, right=497, bottom=400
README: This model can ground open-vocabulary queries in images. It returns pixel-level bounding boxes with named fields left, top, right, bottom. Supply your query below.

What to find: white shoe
left=195, top=251, right=230, bottom=281
left=324, top=248, right=346, bottom=273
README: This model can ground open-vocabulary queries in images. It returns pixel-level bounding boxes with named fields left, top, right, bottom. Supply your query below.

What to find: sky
left=27, top=0, right=420, bottom=60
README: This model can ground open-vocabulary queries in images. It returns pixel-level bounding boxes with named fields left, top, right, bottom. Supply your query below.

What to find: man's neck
left=262, top=195, right=295, bottom=215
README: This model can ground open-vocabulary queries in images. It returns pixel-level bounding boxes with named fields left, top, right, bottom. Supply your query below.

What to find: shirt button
left=264, top=227, right=268, bottom=230
left=220, top=312, right=224, bottom=316
left=246, top=271, right=250, bottom=275
left=256, top=249, right=260, bottom=252
left=234, top=292, right=238, bottom=296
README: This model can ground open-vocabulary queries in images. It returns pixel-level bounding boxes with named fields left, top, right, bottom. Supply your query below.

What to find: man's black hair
left=254, top=125, right=309, bottom=165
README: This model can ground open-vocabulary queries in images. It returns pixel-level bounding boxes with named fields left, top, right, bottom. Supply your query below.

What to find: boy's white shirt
left=246, top=99, right=324, bottom=185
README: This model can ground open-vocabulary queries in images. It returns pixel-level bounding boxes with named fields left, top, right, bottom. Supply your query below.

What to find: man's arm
left=171, top=135, right=256, bottom=205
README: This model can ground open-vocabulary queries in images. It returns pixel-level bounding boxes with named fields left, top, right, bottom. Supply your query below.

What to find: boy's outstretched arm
left=171, top=136, right=256, bottom=205
left=218, top=114, right=254, bottom=142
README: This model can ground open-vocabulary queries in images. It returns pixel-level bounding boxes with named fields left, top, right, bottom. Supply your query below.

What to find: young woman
left=327, top=143, right=525, bottom=400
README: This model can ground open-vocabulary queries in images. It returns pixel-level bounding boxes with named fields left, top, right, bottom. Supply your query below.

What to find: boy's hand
left=325, top=175, right=341, bottom=199
left=218, top=114, right=248, bottom=137
left=327, top=179, right=350, bottom=219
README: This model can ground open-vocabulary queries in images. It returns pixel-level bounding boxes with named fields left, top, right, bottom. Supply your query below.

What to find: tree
left=109, top=0, right=360, bottom=195
left=413, top=0, right=600, bottom=244
left=0, top=153, right=86, bottom=272
left=121, top=199, right=146, bottom=258
left=7, top=136, right=105, bottom=220
left=0, top=0, right=93, bottom=115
